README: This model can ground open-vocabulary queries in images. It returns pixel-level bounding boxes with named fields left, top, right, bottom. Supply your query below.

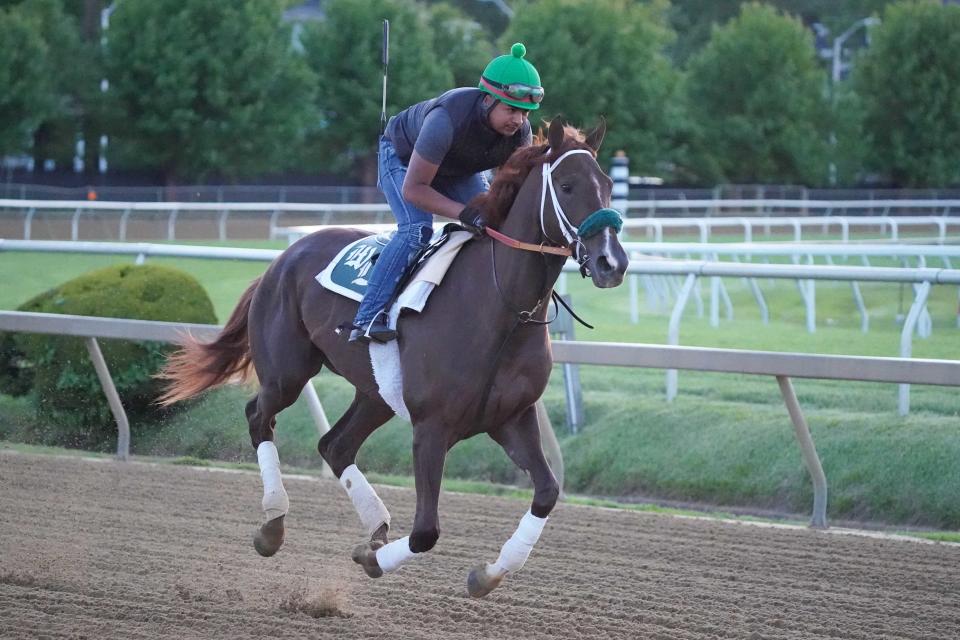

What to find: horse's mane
left=474, top=124, right=591, bottom=228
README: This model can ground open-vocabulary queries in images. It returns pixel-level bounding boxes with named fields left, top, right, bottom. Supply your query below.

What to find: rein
left=485, top=226, right=571, bottom=256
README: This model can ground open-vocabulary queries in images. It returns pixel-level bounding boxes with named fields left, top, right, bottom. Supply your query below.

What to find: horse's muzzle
left=591, top=254, right=625, bottom=288
left=584, top=229, right=628, bottom=288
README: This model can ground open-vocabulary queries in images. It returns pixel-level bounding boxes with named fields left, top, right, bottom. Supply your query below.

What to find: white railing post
left=776, top=375, right=828, bottom=528
left=71, top=207, right=83, bottom=241
left=84, top=337, right=130, bottom=461
left=167, top=208, right=178, bottom=241
left=301, top=380, right=334, bottom=478
left=119, top=207, right=131, bottom=241
left=666, top=273, right=698, bottom=401
left=898, top=281, right=932, bottom=416
left=24, top=207, right=35, bottom=240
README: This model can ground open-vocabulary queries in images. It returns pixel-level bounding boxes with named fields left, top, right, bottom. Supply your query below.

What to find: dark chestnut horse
left=159, top=118, right=627, bottom=597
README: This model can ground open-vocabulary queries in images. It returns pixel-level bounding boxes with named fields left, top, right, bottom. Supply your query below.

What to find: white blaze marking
left=601, top=227, right=620, bottom=271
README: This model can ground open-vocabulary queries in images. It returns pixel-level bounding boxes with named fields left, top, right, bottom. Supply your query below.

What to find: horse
left=158, top=118, right=628, bottom=597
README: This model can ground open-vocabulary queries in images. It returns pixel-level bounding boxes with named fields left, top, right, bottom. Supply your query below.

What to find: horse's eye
left=560, top=183, right=572, bottom=193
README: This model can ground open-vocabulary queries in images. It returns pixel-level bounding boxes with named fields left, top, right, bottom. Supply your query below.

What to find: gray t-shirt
left=386, top=88, right=532, bottom=178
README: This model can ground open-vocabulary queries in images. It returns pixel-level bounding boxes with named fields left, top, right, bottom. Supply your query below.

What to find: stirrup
left=366, top=316, right=397, bottom=343
left=348, top=317, right=397, bottom=344
left=347, top=325, right=370, bottom=344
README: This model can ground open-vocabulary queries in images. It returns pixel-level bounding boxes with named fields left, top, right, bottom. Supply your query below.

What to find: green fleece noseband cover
left=577, top=208, right=623, bottom=239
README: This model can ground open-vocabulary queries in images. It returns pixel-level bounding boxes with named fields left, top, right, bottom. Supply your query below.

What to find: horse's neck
left=489, top=183, right=566, bottom=313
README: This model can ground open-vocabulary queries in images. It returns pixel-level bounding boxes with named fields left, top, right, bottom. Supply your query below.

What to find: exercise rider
left=349, top=43, right=544, bottom=343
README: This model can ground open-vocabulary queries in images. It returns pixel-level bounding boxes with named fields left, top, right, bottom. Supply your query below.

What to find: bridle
left=485, top=146, right=621, bottom=279
left=476, top=146, right=617, bottom=422
left=538, top=148, right=597, bottom=276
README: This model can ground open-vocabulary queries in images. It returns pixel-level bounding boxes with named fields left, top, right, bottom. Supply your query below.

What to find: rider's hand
left=458, top=205, right=487, bottom=238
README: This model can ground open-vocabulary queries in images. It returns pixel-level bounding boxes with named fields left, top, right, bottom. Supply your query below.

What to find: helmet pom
left=511, top=42, right=526, bottom=58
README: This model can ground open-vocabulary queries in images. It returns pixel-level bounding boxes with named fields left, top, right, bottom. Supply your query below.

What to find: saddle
left=316, top=223, right=472, bottom=312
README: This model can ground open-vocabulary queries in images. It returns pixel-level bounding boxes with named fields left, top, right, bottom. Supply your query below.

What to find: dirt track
left=1, top=451, right=957, bottom=639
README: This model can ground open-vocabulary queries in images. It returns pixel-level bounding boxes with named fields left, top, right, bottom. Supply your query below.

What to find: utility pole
left=828, top=17, right=881, bottom=186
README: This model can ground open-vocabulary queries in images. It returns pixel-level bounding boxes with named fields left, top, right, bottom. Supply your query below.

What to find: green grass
left=2, top=240, right=960, bottom=529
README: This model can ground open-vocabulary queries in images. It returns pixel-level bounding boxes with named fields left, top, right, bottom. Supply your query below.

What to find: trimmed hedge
left=0, top=264, right=217, bottom=449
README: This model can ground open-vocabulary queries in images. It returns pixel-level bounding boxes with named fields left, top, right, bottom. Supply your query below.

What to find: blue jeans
left=353, top=137, right=489, bottom=326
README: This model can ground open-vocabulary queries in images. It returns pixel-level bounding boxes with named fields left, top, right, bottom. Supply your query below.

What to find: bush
left=0, top=264, right=217, bottom=449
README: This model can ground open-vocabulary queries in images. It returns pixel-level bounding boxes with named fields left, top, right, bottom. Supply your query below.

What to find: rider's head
left=479, top=43, right=543, bottom=135
left=479, top=43, right=543, bottom=111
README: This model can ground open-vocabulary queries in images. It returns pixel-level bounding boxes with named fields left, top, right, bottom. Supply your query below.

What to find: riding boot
left=348, top=314, right=397, bottom=344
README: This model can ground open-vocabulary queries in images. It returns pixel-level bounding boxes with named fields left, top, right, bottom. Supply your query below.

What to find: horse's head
left=537, top=118, right=628, bottom=288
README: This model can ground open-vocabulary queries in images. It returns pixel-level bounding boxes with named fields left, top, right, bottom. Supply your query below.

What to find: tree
left=854, top=1, right=960, bottom=187
left=300, top=0, right=452, bottom=180
left=504, top=0, right=684, bottom=177
left=668, top=0, right=742, bottom=66
left=428, top=2, right=495, bottom=88
left=27, top=0, right=96, bottom=170
left=684, top=3, right=830, bottom=185
left=668, top=1, right=894, bottom=66
left=104, top=0, right=317, bottom=183
left=0, top=0, right=79, bottom=158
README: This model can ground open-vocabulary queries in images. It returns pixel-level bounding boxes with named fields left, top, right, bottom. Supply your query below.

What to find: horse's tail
left=156, top=277, right=261, bottom=406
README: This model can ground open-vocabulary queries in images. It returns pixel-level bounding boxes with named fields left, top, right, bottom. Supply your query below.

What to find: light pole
left=832, top=17, right=880, bottom=84
left=828, top=16, right=880, bottom=185
left=98, top=3, right=117, bottom=176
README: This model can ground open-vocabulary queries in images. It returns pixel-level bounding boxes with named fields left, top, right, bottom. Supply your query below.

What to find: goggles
left=481, top=77, right=545, bottom=104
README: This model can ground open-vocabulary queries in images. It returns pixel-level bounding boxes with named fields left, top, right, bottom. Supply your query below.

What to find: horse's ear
left=585, top=117, right=606, bottom=153
left=548, top=117, right=566, bottom=151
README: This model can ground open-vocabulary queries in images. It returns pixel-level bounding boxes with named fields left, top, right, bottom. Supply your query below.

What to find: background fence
left=3, top=197, right=960, bottom=243
left=3, top=237, right=959, bottom=416
left=5, top=182, right=960, bottom=203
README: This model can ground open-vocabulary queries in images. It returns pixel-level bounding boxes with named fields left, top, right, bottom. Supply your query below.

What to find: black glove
left=458, top=205, right=487, bottom=238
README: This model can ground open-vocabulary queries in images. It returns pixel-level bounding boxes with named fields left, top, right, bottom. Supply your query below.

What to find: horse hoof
left=253, top=515, right=285, bottom=557
left=351, top=541, right=384, bottom=579
left=467, top=563, right=504, bottom=598
left=371, top=523, right=389, bottom=546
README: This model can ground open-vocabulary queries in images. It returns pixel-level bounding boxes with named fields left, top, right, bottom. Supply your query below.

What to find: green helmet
left=478, top=42, right=544, bottom=111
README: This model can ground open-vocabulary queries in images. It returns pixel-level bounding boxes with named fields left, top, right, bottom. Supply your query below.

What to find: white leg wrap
left=487, top=510, right=547, bottom=578
left=257, top=441, right=289, bottom=520
left=375, top=536, right=415, bottom=573
left=339, top=464, right=391, bottom=537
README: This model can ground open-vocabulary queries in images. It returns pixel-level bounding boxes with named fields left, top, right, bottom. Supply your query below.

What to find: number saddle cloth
left=315, top=223, right=473, bottom=421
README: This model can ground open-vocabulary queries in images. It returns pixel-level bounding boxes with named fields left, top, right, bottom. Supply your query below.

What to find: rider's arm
left=402, top=152, right=466, bottom=220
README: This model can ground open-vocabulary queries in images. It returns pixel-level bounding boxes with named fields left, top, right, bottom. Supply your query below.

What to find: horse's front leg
left=468, top=405, right=559, bottom=597
left=352, top=423, right=448, bottom=578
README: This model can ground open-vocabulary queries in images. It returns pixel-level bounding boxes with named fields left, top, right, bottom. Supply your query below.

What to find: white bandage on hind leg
left=339, top=464, right=391, bottom=537
left=375, top=535, right=415, bottom=573
left=488, top=510, right=547, bottom=578
left=257, top=441, right=289, bottom=520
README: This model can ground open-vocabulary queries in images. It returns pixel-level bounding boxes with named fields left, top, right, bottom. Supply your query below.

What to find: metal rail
left=4, top=197, right=959, bottom=242
left=5, top=311, right=959, bottom=529
left=0, top=311, right=330, bottom=476
left=3, top=238, right=959, bottom=414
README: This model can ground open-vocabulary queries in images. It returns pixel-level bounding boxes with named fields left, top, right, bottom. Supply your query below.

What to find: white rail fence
left=2, top=310, right=958, bottom=529
left=3, top=238, right=960, bottom=415
left=3, top=198, right=960, bottom=243
left=612, top=241, right=960, bottom=335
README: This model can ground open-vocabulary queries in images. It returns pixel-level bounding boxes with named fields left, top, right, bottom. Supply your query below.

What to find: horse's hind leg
left=247, top=342, right=322, bottom=557
left=318, top=392, right=395, bottom=553
left=468, top=405, right=559, bottom=597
